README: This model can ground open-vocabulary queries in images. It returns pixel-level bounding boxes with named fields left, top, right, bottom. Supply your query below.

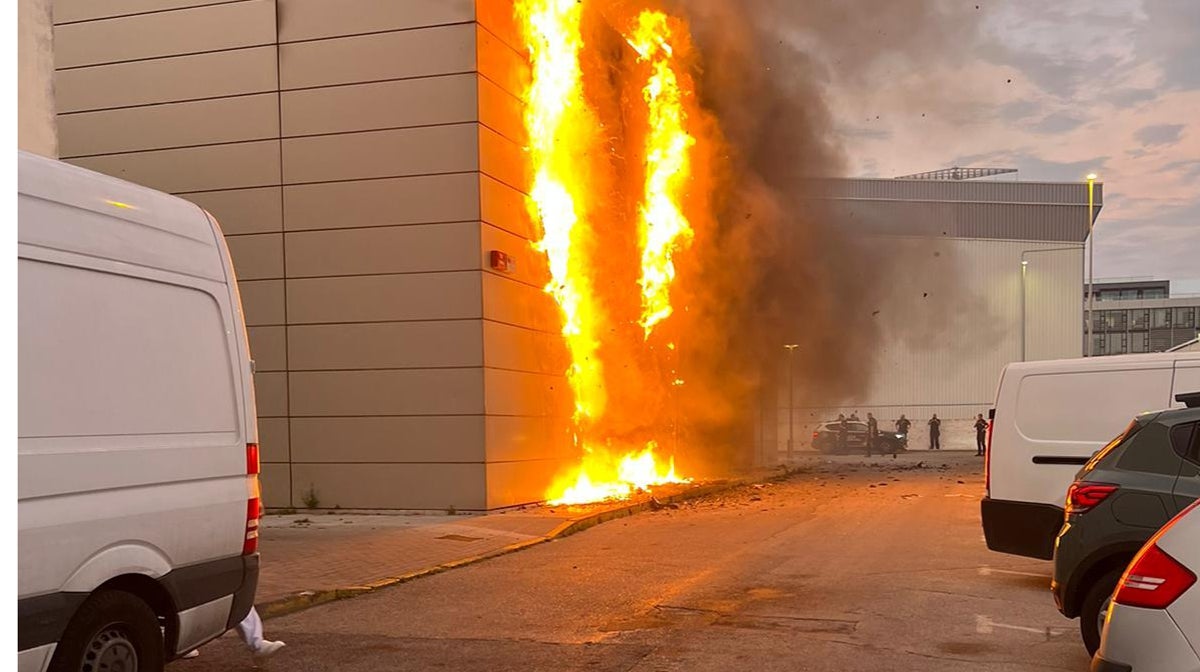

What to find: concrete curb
left=256, top=468, right=793, bottom=620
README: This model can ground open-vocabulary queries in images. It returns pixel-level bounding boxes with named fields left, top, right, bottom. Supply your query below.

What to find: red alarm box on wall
left=490, top=250, right=516, bottom=274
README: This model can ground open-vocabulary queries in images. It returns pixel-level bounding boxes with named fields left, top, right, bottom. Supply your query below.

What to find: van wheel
left=49, top=590, right=165, bottom=672
left=1080, top=568, right=1122, bottom=656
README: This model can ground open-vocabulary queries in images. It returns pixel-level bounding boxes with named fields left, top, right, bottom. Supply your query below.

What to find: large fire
left=516, top=0, right=704, bottom=505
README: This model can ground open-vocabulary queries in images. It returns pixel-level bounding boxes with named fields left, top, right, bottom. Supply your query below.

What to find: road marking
left=978, top=566, right=1047, bottom=579
left=975, top=615, right=1068, bottom=638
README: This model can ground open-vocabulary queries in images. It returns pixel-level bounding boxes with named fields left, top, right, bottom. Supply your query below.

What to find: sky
left=816, top=0, right=1199, bottom=289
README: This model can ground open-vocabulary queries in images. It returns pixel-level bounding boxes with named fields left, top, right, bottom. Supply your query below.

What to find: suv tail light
left=243, top=497, right=262, bottom=555
left=1066, top=482, right=1118, bottom=515
left=812, top=431, right=820, bottom=440
left=1113, top=543, right=1196, bottom=609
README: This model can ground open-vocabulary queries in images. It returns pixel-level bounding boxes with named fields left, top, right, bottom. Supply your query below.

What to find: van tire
left=48, top=589, right=165, bottom=672
left=1080, top=568, right=1122, bottom=656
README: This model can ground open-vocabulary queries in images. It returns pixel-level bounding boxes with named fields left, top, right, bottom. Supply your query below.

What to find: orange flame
left=517, top=1, right=694, bottom=504
left=516, top=0, right=606, bottom=424
left=629, top=11, right=696, bottom=338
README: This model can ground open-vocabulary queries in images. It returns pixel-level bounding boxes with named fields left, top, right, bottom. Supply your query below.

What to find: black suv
left=1050, top=403, right=1200, bottom=655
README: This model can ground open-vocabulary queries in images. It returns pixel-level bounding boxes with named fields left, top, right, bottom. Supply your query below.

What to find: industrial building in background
left=778, top=171, right=1102, bottom=447
left=1084, top=279, right=1200, bottom=355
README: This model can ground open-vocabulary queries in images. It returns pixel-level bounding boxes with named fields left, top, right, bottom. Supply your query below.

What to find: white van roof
left=1004, top=350, right=1200, bottom=376
left=17, top=150, right=227, bottom=282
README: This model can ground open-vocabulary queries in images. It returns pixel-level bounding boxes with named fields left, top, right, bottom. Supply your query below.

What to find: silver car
left=1093, top=499, right=1200, bottom=672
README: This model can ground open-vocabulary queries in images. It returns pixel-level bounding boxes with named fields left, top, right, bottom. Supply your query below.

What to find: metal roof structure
left=801, top=177, right=1104, bottom=244
left=894, top=167, right=1018, bottom=181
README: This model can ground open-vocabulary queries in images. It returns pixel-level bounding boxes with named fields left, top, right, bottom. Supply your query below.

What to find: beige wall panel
left=278, top=0, right=473, bottom=43
left=186, top=187, right=282, bottom=235
left=54, top=0, right=239, bottom=24
left=482, top=272, right=560, bottom=333
left=289, top=321, right=483, bottom=370
left=287, top=272, right=482, bottom=324
left=59, top=93, right=279, bottom=157
left=284, top=173, right=479, bottom=231
left=282, top=124, right=478, bottom=184
left=486, top=458, right=568, bottom=509
left=54, top=0, right=276, bottom=68
left=286, top=222, right=479, bottom=278
left=282, top=74, right=477, bottom=137
left=69, top=140, right=281, bottom=193
left=478, top=126, right=527, bottom=194
left=475, top=23, right=527, bottom=101
left=238, top=279, right=285, bottom=326
left=291, top=463, right=486, bottom=510
left=254, top=371, right=288, bottom=417
left=477, top=75, right=524, bottom=145
left=226, top=232, right=284, bottom=280
left=247, top=325, right=287, bottom=372
left=484, top=414, right=573, bottom=464
left=290, top=416, right=485, bottom=463
left=55, top=46, right=278, bottom=113
left=258, top=417, right=290, bottom=463
left=279, top=24, right=475, bottom=90
left=475, top=0, right=522, bottom=53
left=482, top=320, right=567, bottom=376
left=289, top=369, right=484, bottom=416
left=483, top=368, right=571, bottom=418
left=481, top=223, right=548, bottom=289
left=479, top=174, right=533, bottom=239
left=260, top=462, right=292, bottom=508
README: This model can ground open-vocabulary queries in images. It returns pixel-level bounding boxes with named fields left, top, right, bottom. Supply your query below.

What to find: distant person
left=866, top=412, right=879, bottom=456
left=895, top=414, right=911, bottom=441
left=850, top=411, right=860, bottom=421
left=183, top=606, right=285, bottom=664
left=837, top=414, right=849, bottom=452
left=974, top=413, right=988, bottom=456
left=928, top=414, right=942, bottom=450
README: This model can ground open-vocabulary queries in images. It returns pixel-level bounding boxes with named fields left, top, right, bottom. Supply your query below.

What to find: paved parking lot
left=178, top=452, right=1091, bottom=671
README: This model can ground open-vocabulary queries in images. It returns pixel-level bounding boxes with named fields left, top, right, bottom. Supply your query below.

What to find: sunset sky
left=820, top=0, right=1199, bottom=291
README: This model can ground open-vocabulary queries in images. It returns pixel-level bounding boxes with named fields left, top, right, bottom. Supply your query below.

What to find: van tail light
left=1066, top=482, right=1118, bottom=515
left=247, top=443, right=260, bottom=475
left=1113, top=544, right=1196, bottom=609
left=984, top=416, right=994, bottom=495
left=243, top=497, right=261, bottom=555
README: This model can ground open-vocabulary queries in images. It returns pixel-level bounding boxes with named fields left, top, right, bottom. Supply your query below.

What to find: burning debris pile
left=515, top=0, right=920, bottom=505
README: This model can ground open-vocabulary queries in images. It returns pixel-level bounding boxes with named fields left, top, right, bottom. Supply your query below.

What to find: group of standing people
left=833, top=411, right=989, bottom=456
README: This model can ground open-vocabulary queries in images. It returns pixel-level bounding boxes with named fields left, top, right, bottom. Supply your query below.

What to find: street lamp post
left=1086, top=173, right=1098, bottom=357
left=784, top=344, right=798, bottom=462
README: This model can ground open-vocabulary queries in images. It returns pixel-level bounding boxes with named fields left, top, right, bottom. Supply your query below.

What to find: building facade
left=1085, top=281, right=1200, bottom=356
left=51, top=0, right=574, bottom=511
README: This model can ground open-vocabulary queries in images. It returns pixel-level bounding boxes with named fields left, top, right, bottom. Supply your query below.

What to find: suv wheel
left=1080, top=568, right=1122, bottom=656
left=49, top=589, right=165, bottom=672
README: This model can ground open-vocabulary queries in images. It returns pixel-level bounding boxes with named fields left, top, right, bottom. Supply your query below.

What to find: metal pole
left=1020, top=260, right=1027, bottom=361
left=784, top=344, right=798, bottom=462
left=1086, top=175, right=1097, bottom=356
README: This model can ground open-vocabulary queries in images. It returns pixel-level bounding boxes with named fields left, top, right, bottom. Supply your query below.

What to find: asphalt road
left=177, top=452, right=1091, bottom=671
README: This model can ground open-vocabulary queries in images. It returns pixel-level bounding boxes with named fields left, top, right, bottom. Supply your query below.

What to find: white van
left=982, top=351, right=1200, bottom=559
left=17, top=151, right=261, bottom=672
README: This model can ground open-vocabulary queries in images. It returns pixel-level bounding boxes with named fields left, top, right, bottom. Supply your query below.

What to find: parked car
left=1050, top=403, right=1200, bottom=654
left=1092, top=499, right=1200, bottom=672
left=17, top=151, right=261, bottom=672
left=982, top=353, right=1200, bottom=560
left=812, top=421, right=907, bottom=454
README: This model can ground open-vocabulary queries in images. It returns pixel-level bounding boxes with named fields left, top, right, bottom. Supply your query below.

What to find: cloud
left=1134, top=123, right=1185, bottom=146
left=1028, top=112, right=1086, bottom=134
left=1137, top=0, right=1200, bottom=90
